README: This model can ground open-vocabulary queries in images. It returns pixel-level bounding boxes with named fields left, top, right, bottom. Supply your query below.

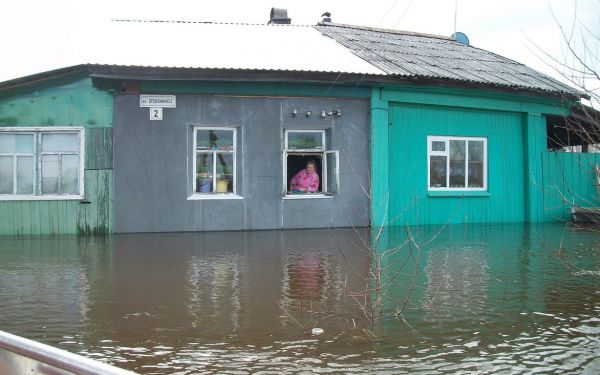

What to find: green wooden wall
left=0, top=76, right=114, bottom=235
left=539, top=152, right=600, bottom=221
left=370, top=86, right=576, bottom=226
left=387, top=104, right=526, bottom=225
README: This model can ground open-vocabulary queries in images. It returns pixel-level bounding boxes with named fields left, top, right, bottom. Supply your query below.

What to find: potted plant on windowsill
left=196, top=167, right=212, bottom=193
left=288, top=138, right=321, bottom=150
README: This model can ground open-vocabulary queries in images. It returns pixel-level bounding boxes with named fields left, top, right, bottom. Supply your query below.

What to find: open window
left=428, top=136, right=487, bottom=191
left=0, top=128, right=84, bottom=200
left=193, top=127, right=236, bottom=195
left=283, top=130, right=339, bottom=197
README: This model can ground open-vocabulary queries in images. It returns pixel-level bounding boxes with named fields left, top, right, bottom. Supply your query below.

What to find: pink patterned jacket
left=290, top=169, right=320, bottom=192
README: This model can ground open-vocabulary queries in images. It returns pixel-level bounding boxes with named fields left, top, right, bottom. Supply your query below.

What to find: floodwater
left=0, top=224, right=599, bottom=374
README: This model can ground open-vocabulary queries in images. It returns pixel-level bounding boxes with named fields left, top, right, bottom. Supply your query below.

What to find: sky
left=1, top=0, right=598, bottom=94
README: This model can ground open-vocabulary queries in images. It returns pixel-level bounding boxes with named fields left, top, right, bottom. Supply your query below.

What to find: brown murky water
left=0, top=224, right=599, bottom=374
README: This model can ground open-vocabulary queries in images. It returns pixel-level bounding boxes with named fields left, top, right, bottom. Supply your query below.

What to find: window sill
left=0, top=195, right=84, bottom=201
left=187, top=194, right=243, bottom=200
left=428, top=191, right=490, bottom=197
left=283, top=194, right=334, bottom=200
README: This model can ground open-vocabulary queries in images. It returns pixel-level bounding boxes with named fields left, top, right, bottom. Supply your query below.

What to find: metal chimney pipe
left=268, top=8, right=291, bottom=24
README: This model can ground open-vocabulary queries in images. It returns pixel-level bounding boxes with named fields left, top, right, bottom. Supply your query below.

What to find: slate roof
left=315, top=22, right=578, bottom=96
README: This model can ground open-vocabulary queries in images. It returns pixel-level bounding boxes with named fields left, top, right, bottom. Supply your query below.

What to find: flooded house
left=0, top=9, right=597, bottom=235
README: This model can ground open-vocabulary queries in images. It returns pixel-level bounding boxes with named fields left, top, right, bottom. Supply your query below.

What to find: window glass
left=431, top=140, right=445, bottom=152
left=193, top=128, right=236, bottom=195
left=215, top=153, right=234, bottom=193
left=196, top=153, right=214, bottom=193
left=287, top=132, right=323, bottom=150
left=16, top=156, right=34, bottom=194
left=196, top=129, right=234, bottom=150
left=0, top=130, right=83, bottom=198
left=0, top=134, right=34, bottom=153
left=0, top=156, right=13, bottom=194
left=41, top=133, right=79, bottom=152
left=428, top=136, right=486, bottom=190
left=468, top=140, right=484, bottom=188
left=449, top=140, right=466, bottom=188
left=61, top=154, right=79, bottom=195
left=325, top=151, right=339, bottom=194
left=41, top=155, right=60, bottom=194
left=429, top=155, right=447, bottom=188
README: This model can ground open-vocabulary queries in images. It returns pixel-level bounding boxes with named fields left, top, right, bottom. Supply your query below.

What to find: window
left=0, top=128, right=84, bottom=199
left=193, top=127, right=236, bottom=195
left=428, top=136, right=487, bottom=190
left=284, top=130, right=339, bottom=197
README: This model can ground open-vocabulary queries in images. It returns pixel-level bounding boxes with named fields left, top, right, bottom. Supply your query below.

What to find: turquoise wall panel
left=0, top=77, right=113, bottom=127
left=387, top=104, right=526, bottom=225
left=371, top=89, right=390, bottom=227
left=540, top=152, right=600, bottom=221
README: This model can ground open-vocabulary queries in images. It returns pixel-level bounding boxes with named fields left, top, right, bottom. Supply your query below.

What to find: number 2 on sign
left=150, top=107, right=163, bottom=121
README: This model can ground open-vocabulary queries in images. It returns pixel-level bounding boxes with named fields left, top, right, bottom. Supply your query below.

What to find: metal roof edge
left=87, top=64, right=386, bottom=85
left=0, top=65, right=90, bottom=92
left=0, top=64, right=583, bottom=103
left=111, top=18, right=313, bottom=27
left=376, top=76, right=581, bottom=103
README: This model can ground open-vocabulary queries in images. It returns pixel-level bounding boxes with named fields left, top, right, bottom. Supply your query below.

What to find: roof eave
left=0, top=65, right=90, bottom=92
left=380, top=74, right=581, bottom=102
left=87, top=64, right=386, bottom=85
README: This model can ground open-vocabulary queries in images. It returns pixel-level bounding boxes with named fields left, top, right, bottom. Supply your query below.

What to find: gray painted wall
left=114, top=94, right=370, bottom=232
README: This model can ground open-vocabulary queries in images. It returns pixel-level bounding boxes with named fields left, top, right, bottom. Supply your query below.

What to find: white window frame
left=427, top=136, right=487, bottom=191
left=191, top=126, right=239, bottom=199
left=283, top=129, right=339, bottom=199
left=0, top=127, right=85, bottom=201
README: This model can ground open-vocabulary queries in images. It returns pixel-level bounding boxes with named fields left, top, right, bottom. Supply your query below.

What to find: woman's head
left=306, top=160, right=316, bottom=174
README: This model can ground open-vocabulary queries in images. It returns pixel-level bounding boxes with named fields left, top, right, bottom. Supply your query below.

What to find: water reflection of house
left=279, top=250, right=349, bottom=328
left=423, top=248, right=489, bottom=320
left=187, top=255, right=243, bottom=332
left=0, top=237, right=94, bottom=340
left=285, top=254, right=327, bottom=301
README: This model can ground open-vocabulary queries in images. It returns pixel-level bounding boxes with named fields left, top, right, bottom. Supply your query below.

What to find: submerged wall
left=371, top=86, right=574, bottom=226
left=539, top=152, right=600, bottom=221
left=0, top=76, right=114, bottom=235
left=113, top=91, right=370, bottom=233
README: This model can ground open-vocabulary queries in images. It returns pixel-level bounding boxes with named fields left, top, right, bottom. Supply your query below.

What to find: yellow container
left=216, top=179, right=229, bottom=193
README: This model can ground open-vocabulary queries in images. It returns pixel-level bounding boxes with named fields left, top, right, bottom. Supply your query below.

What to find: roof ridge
left=111, top=19, right=312, bottom=27
left=317, top=21, right=455, bottom=41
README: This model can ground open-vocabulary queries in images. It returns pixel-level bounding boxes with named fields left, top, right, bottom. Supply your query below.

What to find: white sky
left=1, top=0, right=598, bottom=93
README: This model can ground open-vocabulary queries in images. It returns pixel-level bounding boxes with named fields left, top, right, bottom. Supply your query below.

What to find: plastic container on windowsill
left=216, top=179, right=230, bottom=193
left=197, top=179, right=212, bottom=193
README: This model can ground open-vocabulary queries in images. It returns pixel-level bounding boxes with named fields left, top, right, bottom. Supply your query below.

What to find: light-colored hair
left=306, top=160, right=316, bottom=168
